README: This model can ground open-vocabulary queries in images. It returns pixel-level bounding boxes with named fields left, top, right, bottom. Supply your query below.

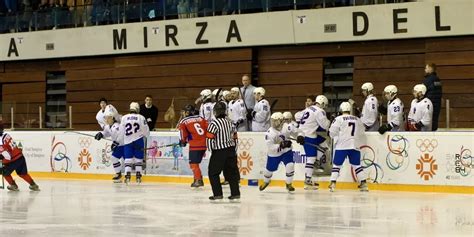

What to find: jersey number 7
left=348, top=122, right=355, bottom=136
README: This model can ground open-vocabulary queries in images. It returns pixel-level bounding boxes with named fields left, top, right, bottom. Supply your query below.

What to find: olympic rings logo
left=78, top=137, right=92, bottom=148
left=351, top=145, right=384, bottom=183
left=416, top=139, right=438, bottom=153
left=386, top=135, right=410, bottom=171
left=238, top=138, right=254, bottom=151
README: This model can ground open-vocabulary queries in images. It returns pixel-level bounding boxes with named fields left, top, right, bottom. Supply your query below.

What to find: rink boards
left=8, top=131, right=474, bottom=193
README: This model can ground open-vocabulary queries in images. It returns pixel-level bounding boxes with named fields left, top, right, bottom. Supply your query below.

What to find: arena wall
left=10, top=130, right=474, bottom=193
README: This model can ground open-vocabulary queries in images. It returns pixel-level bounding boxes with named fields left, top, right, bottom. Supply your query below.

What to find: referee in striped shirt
left=206, top=101, right=241, bottom=200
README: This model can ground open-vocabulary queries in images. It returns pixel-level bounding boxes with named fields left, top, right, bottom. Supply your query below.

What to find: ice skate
left=286, top=183, right=295, bottom=193
left=329, top=181, right=336, bottom=192
left=7, top=183, right=19, bottom=191
left=124, top=172, right=131, bottom=185
left=259, top=181, right=270, bottom=191
left=136, top=172, right=142, bottom=184
left=29, top=183, right=40, bottom=191
left=112, top=173, right=122, bottom=183
left=358, top=180, right=369, bottom=192
left=304, top=179, right=319, bottom=190
left=190, top=179, right=201, bottom=188
left=197, top=179, right=204, bottom=187
left=221, top=180, right=229, bottom=185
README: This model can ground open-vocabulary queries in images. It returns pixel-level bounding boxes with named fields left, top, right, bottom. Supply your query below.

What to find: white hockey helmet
left=361, top=82, right=374, bottom=92
left=282, top=111, right=293, bottom=122
left=222, top=90, right=230, bottom=99
left=200, top=89, right=212, bottom=100
left=230, top=87, right=240, bottom=93
left=104, top=109, right=116, bottom=118
left=270, top=112, right=284, bottom=130
left=315, top=95, right=328, bottom=109
left=253, top=87, right=266, bottom=96
left=413, top=84, right=427, bottom=96
left=212, top=89, right=219, bottom=96
left=339, top=102, right=352, bottom=113
left=384, top=85, right=398, bottom=100
left=129, top=102, right=140, bottom=113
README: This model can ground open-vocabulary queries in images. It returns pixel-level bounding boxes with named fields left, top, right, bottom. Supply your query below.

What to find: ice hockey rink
left=0, top=179, right=472, bottom=237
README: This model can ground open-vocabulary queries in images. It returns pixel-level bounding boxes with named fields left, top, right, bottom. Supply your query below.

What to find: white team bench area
left=6, top=130, right=474, bottom=194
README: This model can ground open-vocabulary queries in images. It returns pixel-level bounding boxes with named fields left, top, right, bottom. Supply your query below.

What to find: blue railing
left=0, top=0, right=411, bottom=34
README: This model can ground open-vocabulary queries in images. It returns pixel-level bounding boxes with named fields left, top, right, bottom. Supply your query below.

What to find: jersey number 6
left=194, top=123, right=205, bottom=135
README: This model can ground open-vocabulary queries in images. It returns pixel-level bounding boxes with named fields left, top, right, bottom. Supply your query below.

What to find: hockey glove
left=246, top=111, right=254, bottom=121
left=111, top=141, right=119, bottom=152
left=296, top=136, right=305, bottom=145
left=234, top=119, right=244, bottom=128
left=179, top=140, right=187, bottom=147
left=0, top=154, right=3, bottom=160
left=95, top=132, right=104, bottom=141
left=415, top=121, right=424, bottom=130
left=378, top=124, right=392, bottom=135
left=280, top=140, right=292, bottom=149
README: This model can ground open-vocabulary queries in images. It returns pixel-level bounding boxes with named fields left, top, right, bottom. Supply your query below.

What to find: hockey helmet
left=182, top=104, right=196, bottom=117
left=282, top=111, right=293, bottom=123
left=129, top=102, right=140, bottom=113
left=270, top=112, right=284, bottom=131
left=383, top=85, right=398, bottom=101
left=253, top=87, right=266, bottom=96
left=315, top=95, right=329, bottom=109
left=213, top=101, right=227, bottom=118
left=339, top=102, right=352, bottom=113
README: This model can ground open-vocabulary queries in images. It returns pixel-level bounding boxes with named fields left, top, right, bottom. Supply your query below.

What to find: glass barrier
left=0, top=0, right=414, bottom=34
left=1, top=101, right=73, bottom=129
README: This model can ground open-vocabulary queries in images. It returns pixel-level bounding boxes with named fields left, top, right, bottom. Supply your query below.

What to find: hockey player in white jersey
left=379, top=85, right=405, bottom=134
left=408, top=84, right=433, bottom=131
left=249, top=87, right=270, bottom=132
left=360, top=82, right=379, bottom=131
left=296, top=95, right=331, bottom=190
left=259, top=112, right=296, bottom=193
left=120, top=102, right=150, bottom=184
left=282, top=111, right=302, bottom=139
left=328, top=102, right=368, bottom=192
left=199, top=89, right=215, bottom=122
left=228, top=87, right=247, bottom=131
left=96, top=98, right=121, bottom=130
left=95, top=110, right=125, bottom=183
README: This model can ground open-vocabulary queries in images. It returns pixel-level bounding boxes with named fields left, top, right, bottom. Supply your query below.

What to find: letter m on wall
left=113, top=29, right=127, bottom=50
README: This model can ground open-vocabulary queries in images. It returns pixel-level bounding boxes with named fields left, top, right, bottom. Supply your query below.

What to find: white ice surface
left=0, top=180, right=473, bottom=237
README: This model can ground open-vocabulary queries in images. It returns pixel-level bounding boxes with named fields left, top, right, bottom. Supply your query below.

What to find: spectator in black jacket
left=140, top=95, right=159, bottom=130
left=423, top=63, right=442, bottom=131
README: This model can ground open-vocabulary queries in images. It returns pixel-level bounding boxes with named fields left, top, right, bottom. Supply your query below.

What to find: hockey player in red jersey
left=0, top=121, right=40, bottom=191
left=178, top=104, right=208, bottom=188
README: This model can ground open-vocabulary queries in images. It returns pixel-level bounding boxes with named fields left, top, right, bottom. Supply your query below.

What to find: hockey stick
left=64, top=131, right=113, bottom=141
left=289, top=137, right=327, bottom=153
left=270, top=99, right=279, bottom=113
left=0, top=162, right=4, bottom=190
left=215, top=88, right=222, bottom=102
left=141, top=143, right=178, bottom=151
left=237, top=84, right=250, bottom=131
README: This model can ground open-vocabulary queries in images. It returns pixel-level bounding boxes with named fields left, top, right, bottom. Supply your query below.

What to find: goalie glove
left=378, top=123, right=392, bottom=135
left=279, top=140, right=292, bottom=149
left=95, top=132, right=104, bottom=141
left=296, top=136, right=305, bottom=145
